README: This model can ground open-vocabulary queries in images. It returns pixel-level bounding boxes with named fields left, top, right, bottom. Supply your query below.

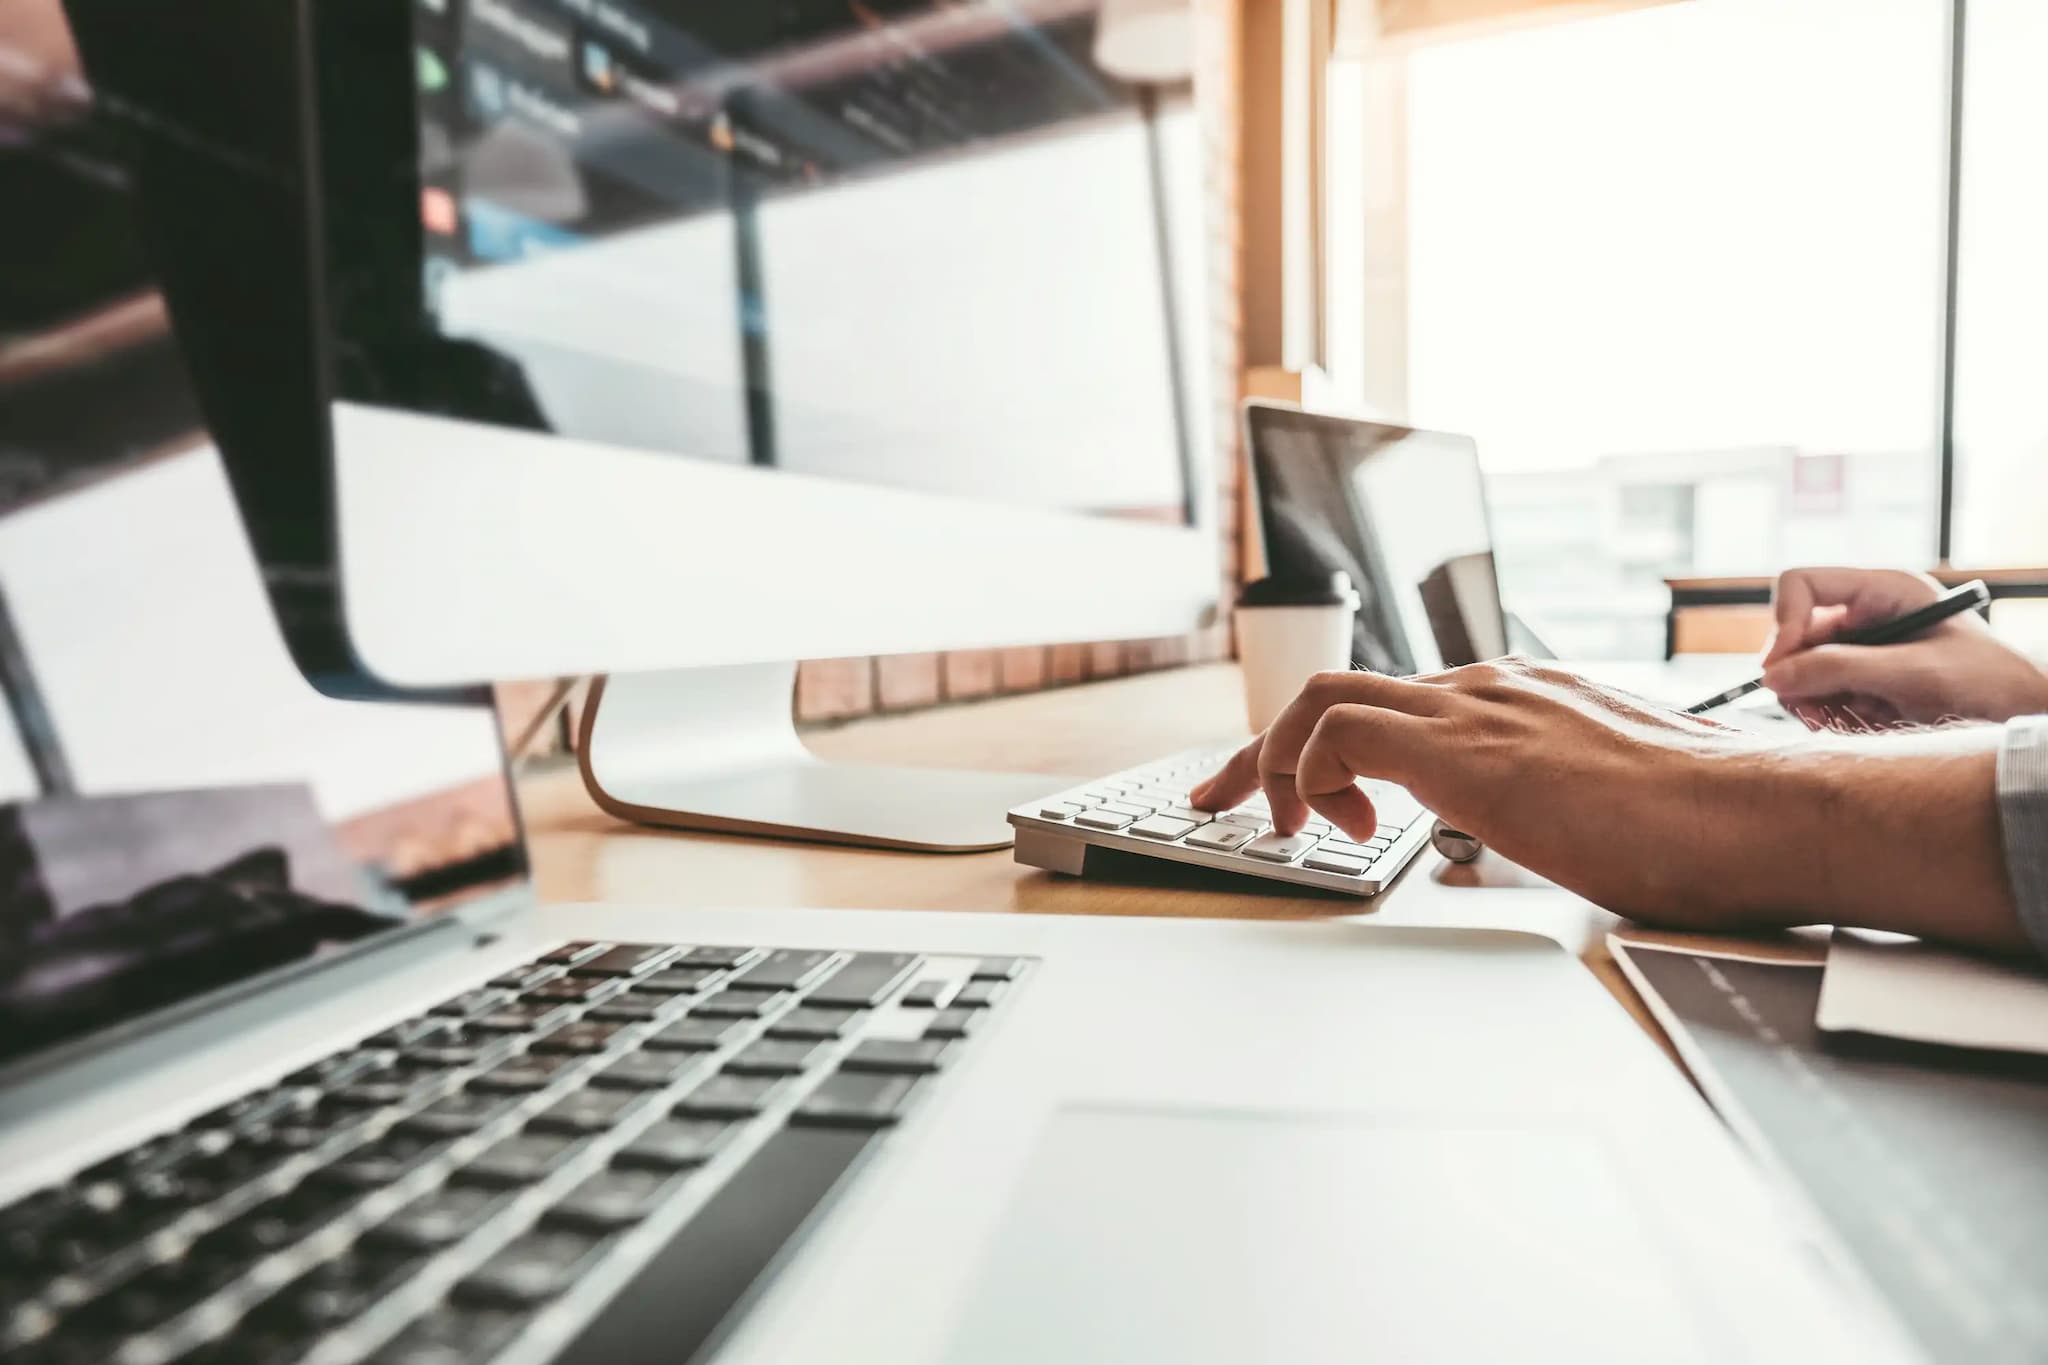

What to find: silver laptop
left=0, top=459, right=1910, bottom=1364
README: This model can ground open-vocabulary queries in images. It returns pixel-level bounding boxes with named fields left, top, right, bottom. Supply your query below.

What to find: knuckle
left=1303, top=669, right=1356, bottom=700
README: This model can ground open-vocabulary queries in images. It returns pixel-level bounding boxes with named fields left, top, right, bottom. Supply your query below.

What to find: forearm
left=1726, top=729, right=2029, bottom=955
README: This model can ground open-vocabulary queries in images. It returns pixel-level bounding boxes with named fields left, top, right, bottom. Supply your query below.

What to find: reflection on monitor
left=384, top=0, right=1194, bottom=521
left=0, top=7, right=525, bottom=1072
left=1247, top=407, right=1505, bottom=675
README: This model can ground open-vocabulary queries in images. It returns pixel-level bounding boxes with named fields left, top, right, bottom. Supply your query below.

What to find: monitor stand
left=575, top=664, right=1070, bottom=852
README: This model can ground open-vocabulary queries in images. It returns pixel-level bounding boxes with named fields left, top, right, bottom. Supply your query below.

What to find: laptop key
left=633, top=967, right=725, bottom=996
left=951, top=981, right=1005, bottom=1009
left=368, top=1185, right=511, bottom=1251
left=723, top=1039, right=825, bottom=1077
left=968, top=958, right=1024, bottom=982
left=543, top=1168, right=682, bottom=1232
left=538, top=942, right=610, bottom=967
left=488, top=964, right=561, bottom=992
left=925, top=1009, right=980, bottom=1039
left=455, top=1134, right=586, bottom=1188
left=724, top=949, right=836, bottom=994
left=840, top=1039, right=954, bottom=1074
left=528, top=1089, right=648, bottom=1136
left=764, top=1007, right=862, bottom=1040
left=590, top=1051, right=698, bottom=1091
left=529, top=1020, right=630, bottom=1055
left=364, top=1305, right=526, bottom=1365
left=330, top=1080, right=415, bottom=1110
left=400, top=1091, right=519, bottom=1137
left=612, top=1119, right=735, bottom=1172
left=456, top=1228, right=609, bottom=1307
left=793, top=1072, right=922, bottom=1129
left=321, top=1131, right=448, bottom=1189
left=673, top=1074, right=781, bottom=1119
left=643, top=1016, right=744, bottom=1052
left=567, top=944, right=679, bottom=979
left=469, top=1053, right=580, bottom=1093
left=692, top=992, right=786, bottom=1020
left=527, top=978, right=623, bottom=1007
left=806, top=952, right=921, bottom=1008
left=430, top=989, right=513, bottom=1019
left=898, top=979, right=953, bottom=1008
left=676, top=946, right=757, bottom=969
left=586, top=995, right=670, bottom=1024
left=470, top=1002, right=575, bottom=1035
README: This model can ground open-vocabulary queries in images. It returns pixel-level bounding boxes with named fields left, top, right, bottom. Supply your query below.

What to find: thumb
left=1761, top=643, right=1933, bottom=710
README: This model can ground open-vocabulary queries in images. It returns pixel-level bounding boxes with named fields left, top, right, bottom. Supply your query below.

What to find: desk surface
left=517, top=660, right=1817, bottom=1065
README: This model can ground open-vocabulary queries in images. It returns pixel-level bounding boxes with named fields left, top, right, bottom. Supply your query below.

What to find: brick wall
left=793, top=0, right=1247, bottom=726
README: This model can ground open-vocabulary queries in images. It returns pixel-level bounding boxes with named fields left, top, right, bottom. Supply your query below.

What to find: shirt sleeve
left=1996, top=714, right=2048, bottom=957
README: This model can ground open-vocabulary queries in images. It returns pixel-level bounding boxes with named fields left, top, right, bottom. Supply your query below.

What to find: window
left=1344, top=0, right=1955, bottom=656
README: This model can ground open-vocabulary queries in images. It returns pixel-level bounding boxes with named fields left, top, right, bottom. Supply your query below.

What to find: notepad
left=1817, top=928, right=2048, bottom=1057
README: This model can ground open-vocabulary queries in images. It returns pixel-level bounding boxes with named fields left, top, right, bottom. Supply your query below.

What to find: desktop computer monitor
left=311, top=0, right=1218, bottom=849
left=70, top=0, right=1219, bottom=850
left=316, top=0, right=1217, bottom=683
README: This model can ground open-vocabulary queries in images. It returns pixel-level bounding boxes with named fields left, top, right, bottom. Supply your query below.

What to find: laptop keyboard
left=1008, top=744, right=1433, bottom=895
left=0, top=942, right=1028, bottom=1365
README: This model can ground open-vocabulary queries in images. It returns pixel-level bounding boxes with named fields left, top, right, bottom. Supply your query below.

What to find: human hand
left=1187, top=660, right=1787, bottom=925
left=1759, top=567, right=2048, bottom=729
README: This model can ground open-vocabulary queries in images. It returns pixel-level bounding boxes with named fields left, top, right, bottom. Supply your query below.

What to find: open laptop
left=0, top=414, right=1910, bottom=1365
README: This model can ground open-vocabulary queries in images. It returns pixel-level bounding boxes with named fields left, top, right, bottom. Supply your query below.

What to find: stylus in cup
left=1682, top=579, right=1992, bottom=716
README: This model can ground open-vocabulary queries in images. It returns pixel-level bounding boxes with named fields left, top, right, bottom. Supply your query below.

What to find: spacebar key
left=554, top=1126, right=873, bottom=1364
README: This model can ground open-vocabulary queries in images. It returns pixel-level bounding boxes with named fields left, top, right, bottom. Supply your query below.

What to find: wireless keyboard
left=1008, top=743, right=1434, bottom=895
left=0, top=942, right=1025, bottom=1365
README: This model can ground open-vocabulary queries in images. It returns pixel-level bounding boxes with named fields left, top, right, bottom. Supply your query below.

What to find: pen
left=1683, top=578, right=1992, bottom=716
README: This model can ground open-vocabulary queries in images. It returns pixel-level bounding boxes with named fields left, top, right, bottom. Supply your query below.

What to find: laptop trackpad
left=945, top=1106, right=1710, bottom=1364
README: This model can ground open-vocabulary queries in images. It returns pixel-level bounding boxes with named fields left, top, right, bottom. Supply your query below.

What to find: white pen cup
left=1234, top=572, right=1361, bottom=733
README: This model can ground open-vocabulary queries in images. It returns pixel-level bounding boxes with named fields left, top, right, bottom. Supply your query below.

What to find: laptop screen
left=1246, top=405, right=1505, bottom=676
left=0, top=3, right=526, bottom=1075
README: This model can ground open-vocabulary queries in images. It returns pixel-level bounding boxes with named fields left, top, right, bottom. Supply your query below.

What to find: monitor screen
left=351, top=0, right=1196, bottom=522
left=1247, top=407, right=1505, bottom=676
left=0, top=2, right=526, bottom=1076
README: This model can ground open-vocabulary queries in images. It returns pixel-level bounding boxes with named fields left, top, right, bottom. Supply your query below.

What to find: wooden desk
left=518, top=662, right=1793, bottom=1063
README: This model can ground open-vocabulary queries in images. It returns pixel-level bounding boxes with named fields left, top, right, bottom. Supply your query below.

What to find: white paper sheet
left=1816, top=927, right=2048, bottom=1056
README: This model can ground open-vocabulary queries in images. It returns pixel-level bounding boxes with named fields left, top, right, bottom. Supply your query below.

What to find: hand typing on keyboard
left=1185, top=658, right=2028, bottom=956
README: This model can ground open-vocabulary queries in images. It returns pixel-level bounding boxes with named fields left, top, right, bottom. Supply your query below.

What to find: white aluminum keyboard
left=1007, top=744, right=1434, bottom=896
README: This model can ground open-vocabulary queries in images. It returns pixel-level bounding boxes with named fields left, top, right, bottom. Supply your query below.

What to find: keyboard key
left=724, top=949, right=836, bottom=994
left=1062, top=793, right=1103, bottom=807
left=455, top=1134, right=586, bottom=1188
left=590, top=1051, right=698, bottom=1090
left=692, top=992, right=786, bottom=1020
left=1184, top=823, right=1255, bottom=851
left=723, top=1039, right=826, bottom=1077
left=1302, top=851, right=1368, bottom=876
left=951, top=981, right=1005, bottom=1009
left=567, top=944, right=679, bottom=978
left=528, top=1089, right=648, bottom=1135
left=401, top=1091, right=519, bottom=1137
left=1242, top=832, right=1320, bottom=863
left=526, top=978, right=623, bottom=1006
left=365, top=1305, right=526, bottom=1365
left=586, top=995, right=672, bottom=1024
left=898, top=979, right=953, bottom=1008
left=539, top=943, right=609, bottom=967
left=1097, top=801, right=1151, bottom=818
left=456, top=1228, right=609, bottom=1306
left=1037, top=801, right=1082, bottom=819
left=251, top=1245, right=422, bottom=1334
left=925, top=1009, right=979, bottom=1039
left=330, top=1080, right=415, bottom=1110
left=1130, top=815, right=1198, bottom=840
left=553, top=1128, right=870, bottom=1364
left=612, top=1119, right=736, bottom=1172
left=469, top=1053, right=581, bottom=1093
left=430, top=989, right=513, bottom=1019
left=1160, top=805, right=1206, bottom=823
left=1073, top=810, right=1133, bottom=830
left=644, top=1016, right=745, bottom=1052
left=1318, top=839, right=1375, bottom=859
left=673, top=1074, right=781, bottom=1119
left=765, top=1007, right=861, bottom=1040
left=543, top=1168, right=682, bottom=1232
left=969, top=957, right=1026, bottom=981
left=469, top=1002, right=575, bottom=1035
left=321, top=1131, right=448, bottom=1189
left=529, top=1020, right=630, bottom=1055
left=487, top=965, right=560, bottom=992
left=633, top=967, right=725, bottom=996
left=1213, top=813, right=1266, bottom=830
left=793, top=1072, right=921, bottom=1129
left=368, top=1185, right=510, bottom=1250
left=676, top=946, right=757, bottom=969
left=840, top=1039, right=953, bottom=1074
left=806, top=953, right=921, bottom=1008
